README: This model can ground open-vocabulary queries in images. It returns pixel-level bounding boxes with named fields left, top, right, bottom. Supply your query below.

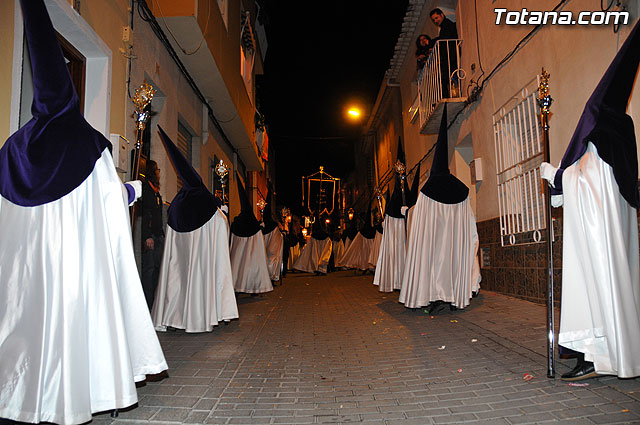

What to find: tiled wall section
left=476, top=208, right=563, bottom=306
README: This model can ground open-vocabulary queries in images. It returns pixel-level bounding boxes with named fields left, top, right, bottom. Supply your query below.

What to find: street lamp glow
left=347, top=108, right=361, bottom=118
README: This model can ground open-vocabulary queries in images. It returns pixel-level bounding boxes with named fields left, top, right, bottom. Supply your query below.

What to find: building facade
left=359, top=0, right=640, bottom=303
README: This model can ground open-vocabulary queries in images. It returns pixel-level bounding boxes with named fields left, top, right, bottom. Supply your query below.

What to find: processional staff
left=537, top=68, right=555, bottom=379
left=130, top=82, right=156, bottom=228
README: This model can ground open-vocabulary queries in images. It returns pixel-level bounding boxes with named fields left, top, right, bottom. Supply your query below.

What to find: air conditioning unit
left=109, top=133, right=129, bottom=174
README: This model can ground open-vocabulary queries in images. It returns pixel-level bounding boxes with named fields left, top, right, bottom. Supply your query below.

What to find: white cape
left=373, top=216, right=406, bottom=292
left=263, top=227, right=284, bottom=281
left=332, top=239, right=345, bottom=267
left=558, top=143, right=640, bottom=378
left=0, top=150, right=167, bottom=425
left=152, top=209, right=238, bottom=333
left=293, top=237, right=332, bottom=274
left=288, top=242, right=301, bottom=271
left=339, top=232, right=374, bottom=270
left=230, top=232, right=273, bottom=293
left=399, top=192, right=481, bottom=309
left=367, top=229, right=384, bottom=268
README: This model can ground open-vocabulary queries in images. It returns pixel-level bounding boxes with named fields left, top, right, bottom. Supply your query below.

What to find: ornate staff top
left=215, top=159, right=229, bottom=180
left=537, top=68, right=553, bottom=130
left=394, top=160, right=406, bottom=176
left=257, top=198, right=266, bottom=213
left=132, top=82, right=156, bottom=132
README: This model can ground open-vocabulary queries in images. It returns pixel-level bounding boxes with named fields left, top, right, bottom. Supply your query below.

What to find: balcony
left=417, top=39, right=466, bottom=134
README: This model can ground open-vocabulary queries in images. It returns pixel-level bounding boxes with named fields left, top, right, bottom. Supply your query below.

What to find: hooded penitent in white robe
left=229, top=174, right=273, bottom=294
left=553, top=144, right=640, bottom=377
left=399, top=104, right=481, bottom=309
left=540, top=20, right=640, bottom=378
left=150, top=126, right=238, bottom=333
left=374, top=216, right=406, bottom=292
left=339, top=232, right=374, bottom=270
left=293, top=236, right=332, bottom=274
left=264, top=227, right=284, bottom=281
left=153, top=210, right=238, bottom=332
left=0, top=2, right=166, bottom=423
left=398, top=194, right=481, bottom=308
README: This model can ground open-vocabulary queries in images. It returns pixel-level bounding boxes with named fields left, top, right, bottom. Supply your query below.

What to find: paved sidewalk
left=94, top=271, right=640, bottom=424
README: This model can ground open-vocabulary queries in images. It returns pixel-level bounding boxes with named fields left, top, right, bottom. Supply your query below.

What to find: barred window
left=493, top=79, right=546, bottom=246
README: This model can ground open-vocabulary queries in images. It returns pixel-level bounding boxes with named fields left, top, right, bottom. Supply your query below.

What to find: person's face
left=154, top=166, right=160, bottom=183
left=431, top=12, right=444, bottom=27
left=419, top=36, right=429, bottom=47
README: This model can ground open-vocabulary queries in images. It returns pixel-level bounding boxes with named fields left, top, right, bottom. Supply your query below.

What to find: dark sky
left=257, top=1, right=408, bottom=215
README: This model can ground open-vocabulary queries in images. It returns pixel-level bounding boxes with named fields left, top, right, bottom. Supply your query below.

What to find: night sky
left=257, top=0, right=408, bottom=215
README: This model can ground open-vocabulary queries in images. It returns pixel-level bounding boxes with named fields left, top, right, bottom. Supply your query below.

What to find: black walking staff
left=537, top=68, right=555, bottom=378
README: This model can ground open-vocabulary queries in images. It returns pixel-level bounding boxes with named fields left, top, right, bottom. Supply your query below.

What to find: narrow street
left=88, top=271, right=640, bottom=425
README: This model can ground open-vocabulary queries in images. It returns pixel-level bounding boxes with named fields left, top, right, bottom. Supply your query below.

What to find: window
left=493, top=79, right=546, bottom=246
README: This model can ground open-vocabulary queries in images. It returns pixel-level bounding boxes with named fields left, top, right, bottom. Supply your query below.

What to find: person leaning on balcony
left=430, top=8, right=459, bottom=98
left=415, top=34, right=432, bottom=70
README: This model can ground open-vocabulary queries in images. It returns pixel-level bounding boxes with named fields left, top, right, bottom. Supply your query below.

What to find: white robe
left=339, top=232, right=374, bottom=270
left=152, top=209, right=238, bottom=333
left=367, top=229, right=384, bottom=268
left=293, top=237, right=332, bottom=274
left=230, top=232, right=273, bottom=294
left=332, top=239, right=345, bottom=267
left=0, top=150, right=167, bottom=425
left=373, top=216, right=406, bottom=292
left=288, top=243, right=301, bottom=271
left=558, top=143, right=640, bottom=378
left=399, top=192, right=481, bottom=309
left=263, top=228, right=284, bottom=281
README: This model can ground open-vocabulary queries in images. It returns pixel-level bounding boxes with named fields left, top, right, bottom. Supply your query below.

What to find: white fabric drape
left=558, top=143, right=640, bottom=378
left=339, top=233, right=374, bottom=270
left=399, top=193, right=481, bottom=309
left=367, top=230, right=384, bottom=268
left=263, top=228, right=284, bottom=281
left=293, top=237, right=332, bottom=274
left=332, top=239, right=345, bottom=267
left=0, top=150, right=167, bottom=425
left=373, top=216, right=406, bottom=292
left=288, top=243, right=301, bottom=271
left=152, top=209, right=238, bottom=333
left=230, top=232, right=273, bottom=293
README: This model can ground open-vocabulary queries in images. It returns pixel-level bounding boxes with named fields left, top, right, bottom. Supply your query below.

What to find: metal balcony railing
left=417, top=39, right=465, bottom=133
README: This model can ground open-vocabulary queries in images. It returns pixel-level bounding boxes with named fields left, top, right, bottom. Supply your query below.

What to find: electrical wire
left=135, top=0, right=242, bottom=168
left=152, top=0, right=211, bottom=55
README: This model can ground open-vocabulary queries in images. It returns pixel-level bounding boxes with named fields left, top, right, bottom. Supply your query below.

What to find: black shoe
left=561, top=360, right=598, bottom=381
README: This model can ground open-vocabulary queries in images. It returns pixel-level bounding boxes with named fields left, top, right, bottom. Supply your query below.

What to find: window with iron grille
left=176, top=121, right=193, bottom=191
left=493, top=79, right=546, bottom=246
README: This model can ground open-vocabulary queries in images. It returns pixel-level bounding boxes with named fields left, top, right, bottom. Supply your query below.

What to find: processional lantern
left=301, top=166, right=341, bottom=216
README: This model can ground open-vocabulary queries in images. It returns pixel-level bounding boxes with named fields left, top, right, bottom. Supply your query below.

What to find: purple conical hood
left=157, top=126, right=218, bottom=232
left=407, top=163, right=421, bottom=208
left=0, top=0, right=110, bottom=206
left=420, top=104, right=469, bottom=204
left=385, top=175, right=406, bottom=218
left=231, top=172, right=262, bottom=237
left=553, top=20, right=640, bottom=208
left=262, top=185, right=278, bottom=234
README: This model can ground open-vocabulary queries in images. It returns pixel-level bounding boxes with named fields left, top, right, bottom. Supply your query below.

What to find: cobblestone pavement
left=94, top=270, right=640, bottom=425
